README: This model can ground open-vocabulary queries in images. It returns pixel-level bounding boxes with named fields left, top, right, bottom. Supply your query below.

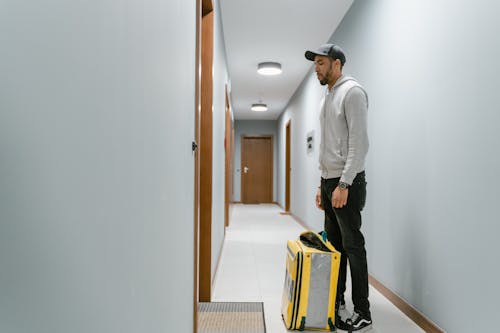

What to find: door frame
left=285, top=120, right=291, bottom=212
left=241, top=135, right=274, bottom=204
left=194, top=1, right=213, bottom=330
left=224, top=86, right=233, bottom=228
left=199, top=4, right=214, bottom=304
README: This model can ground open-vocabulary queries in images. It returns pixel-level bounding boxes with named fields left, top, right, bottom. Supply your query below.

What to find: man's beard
left=319, top=68, right=332, bottom=86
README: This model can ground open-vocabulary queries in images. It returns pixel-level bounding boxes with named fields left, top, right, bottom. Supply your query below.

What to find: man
left=305, top=44, right=372, bottom=332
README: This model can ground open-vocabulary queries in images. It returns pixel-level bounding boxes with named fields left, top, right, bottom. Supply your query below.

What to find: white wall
left=278, top=1, right=500, bottom=332
left=277, top=81, right=325, bottom=227
left=233, top=120, right=279, bottom=203
left=211, top=0, right=230, bottom=283
left=0, top=1, right=196, bottom=332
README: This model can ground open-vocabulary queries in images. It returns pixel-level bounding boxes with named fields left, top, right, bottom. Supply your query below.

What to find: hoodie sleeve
left=341, top=86, right=369, bottom=185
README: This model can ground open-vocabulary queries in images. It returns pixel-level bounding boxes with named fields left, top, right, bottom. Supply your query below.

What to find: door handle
left=243, top=166, right=249, bottom=173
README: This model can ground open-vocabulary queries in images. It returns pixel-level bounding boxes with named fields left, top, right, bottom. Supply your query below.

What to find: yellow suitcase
left=281, top=231, right=341, bottom=331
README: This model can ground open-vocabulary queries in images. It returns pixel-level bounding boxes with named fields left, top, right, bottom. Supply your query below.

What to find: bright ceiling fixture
left=251, top=103, right=268, bottom=112
left=257, top=62, right=282, bottom=76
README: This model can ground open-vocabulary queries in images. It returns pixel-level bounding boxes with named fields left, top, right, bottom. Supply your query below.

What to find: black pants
left=321, top=171, right=370, bottom=318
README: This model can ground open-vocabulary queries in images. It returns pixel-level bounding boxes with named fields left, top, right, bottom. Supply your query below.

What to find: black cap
left=305, top=44, right=346, bottom=66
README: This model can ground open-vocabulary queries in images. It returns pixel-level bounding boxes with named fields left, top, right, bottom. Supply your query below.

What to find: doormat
left=198, top=302, right=266, bottom=333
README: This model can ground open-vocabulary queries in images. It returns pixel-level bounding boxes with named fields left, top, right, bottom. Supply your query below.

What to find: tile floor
left=212, top=204, right=425, bottom=333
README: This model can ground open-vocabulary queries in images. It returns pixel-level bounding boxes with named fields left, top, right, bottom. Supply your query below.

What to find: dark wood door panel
left=241, top=136, right=273, bottom=204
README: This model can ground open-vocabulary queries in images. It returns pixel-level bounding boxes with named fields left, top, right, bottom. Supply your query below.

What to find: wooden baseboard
left=288, top=212, right=311, bottom=231
left=368, top=275, right=445, bottom=333
left=285, top=213, right=445, bottom=332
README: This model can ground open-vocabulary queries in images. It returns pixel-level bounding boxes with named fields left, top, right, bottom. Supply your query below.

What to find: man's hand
left=315, top=187, right=324, bottom=210
left=332, top=186, right=349, bottom=208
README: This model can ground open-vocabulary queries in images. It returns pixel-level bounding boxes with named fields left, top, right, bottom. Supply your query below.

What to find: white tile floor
left=212, top=204, right=425, bottom=333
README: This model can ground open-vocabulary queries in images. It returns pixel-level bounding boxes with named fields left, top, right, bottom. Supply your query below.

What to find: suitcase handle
left=299, top=231, right=335, bottom=252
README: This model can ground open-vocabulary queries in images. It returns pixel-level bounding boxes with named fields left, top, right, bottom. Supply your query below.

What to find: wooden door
left=241, top=136, right=273, bottom=203
left=195, top=0, right=214, bottom=309
left=285, top=121, right=291, bottom=212
left=224, top=86, right=233, bottom=228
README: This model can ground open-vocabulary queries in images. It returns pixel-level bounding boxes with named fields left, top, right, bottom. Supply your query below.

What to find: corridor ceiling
left=219, top=0, right=354, bottom=120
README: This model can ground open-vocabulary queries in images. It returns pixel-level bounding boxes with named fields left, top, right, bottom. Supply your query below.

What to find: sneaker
left=335, top=303, right=351, bottom=331
left=346, top=311, right=372, bottom=332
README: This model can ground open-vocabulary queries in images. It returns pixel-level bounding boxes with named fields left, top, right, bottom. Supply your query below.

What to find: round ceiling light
left=251, top=103, right=268, bottom=112
left=257, top=62, right=282, bottom=76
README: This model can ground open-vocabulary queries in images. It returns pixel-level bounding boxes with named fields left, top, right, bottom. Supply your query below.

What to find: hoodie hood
left=333, top=75, right=358, bottom=89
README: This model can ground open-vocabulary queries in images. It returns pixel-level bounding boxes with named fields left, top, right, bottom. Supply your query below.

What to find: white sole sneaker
left=350, top=324, right=373, bottom=333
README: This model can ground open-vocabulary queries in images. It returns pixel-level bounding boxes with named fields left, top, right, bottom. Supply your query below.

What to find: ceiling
left=219, top=0, right=354, bottom=120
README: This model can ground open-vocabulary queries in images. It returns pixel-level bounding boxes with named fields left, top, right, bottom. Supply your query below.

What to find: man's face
left=314, top=55, right=337, bottom=86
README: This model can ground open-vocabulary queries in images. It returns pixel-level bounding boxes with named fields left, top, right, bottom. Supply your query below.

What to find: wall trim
left=288, top=213, right=445, bottom=333
left=368, top=275, right=445, bottom=333
left=273, top=201, right=283, bottom=209
left=289, top=212, right=311, bottom=231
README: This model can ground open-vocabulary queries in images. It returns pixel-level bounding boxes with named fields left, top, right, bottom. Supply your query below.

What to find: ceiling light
left=251, top=103, right=268, bottom=112
left=257, top=62, right=282, bottom=76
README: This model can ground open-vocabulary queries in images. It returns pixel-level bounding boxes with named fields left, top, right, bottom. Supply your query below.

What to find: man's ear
left=334, top=59, right=342, bottom=72
left=328, top=58, right=336, bottom=70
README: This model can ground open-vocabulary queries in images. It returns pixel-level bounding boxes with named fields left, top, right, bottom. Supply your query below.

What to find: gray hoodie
left=319, top=75, right=369, bottom=185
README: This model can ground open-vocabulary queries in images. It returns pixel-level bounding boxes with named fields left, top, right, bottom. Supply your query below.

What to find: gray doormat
left=198, top=302, right=266, bottom=333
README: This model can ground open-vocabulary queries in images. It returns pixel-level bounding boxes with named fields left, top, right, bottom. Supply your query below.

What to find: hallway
left=212, top=204, right=425, bottom=333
